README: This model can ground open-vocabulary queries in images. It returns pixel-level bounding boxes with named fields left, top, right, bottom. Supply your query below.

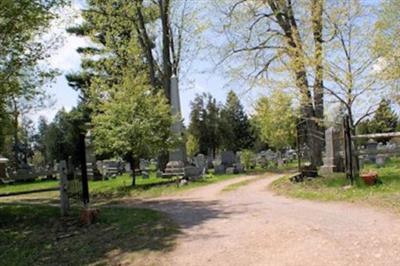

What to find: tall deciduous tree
left=323, top=0, right=386, bottom=134
left=0, top=0, right=66, bottom=159
left=214, top=0, right=326, bottom=167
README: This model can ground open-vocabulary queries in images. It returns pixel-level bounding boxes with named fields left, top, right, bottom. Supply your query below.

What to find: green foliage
left=188, top=93, right=221, bottom=155
left=356, top=99, right=398, bottom=142
left=92, top=76, right=172, bottom=160
left=220, top=91, right=254, bottom=152
left=186, top=133, right=199, bottom=157
left=0, top=0, right=65, bottom=154
left=369, top=99, right=398, bottom=134
left=254, top=91, right=296, bottom=151
left=240, top=149, right=256, bottom=170
left=373, top=0, right=400, bottom=81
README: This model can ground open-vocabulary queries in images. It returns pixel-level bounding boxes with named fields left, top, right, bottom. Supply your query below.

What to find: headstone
left=366, top=139, right=378, bottom=163
left=214, top=165, right=226, bottom=174
left=320, top=127, right=344, bottom=174
left=226, top=167, right=238, bottom=174
left=376, top=154, right=386, bottom=167
left=194, top=154, right=207, bottom=173
left=221, top=151, right=236, bottom=167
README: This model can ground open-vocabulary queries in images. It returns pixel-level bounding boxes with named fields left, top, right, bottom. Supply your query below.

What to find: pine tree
left=220, top=91, right=254, bottom=152
left=188, top=93, right=221, bottom=156
left=368, top=99, right=398, bottom=142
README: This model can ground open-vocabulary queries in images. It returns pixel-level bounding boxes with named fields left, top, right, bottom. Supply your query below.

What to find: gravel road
left=126, top=173, right=400, bottom=266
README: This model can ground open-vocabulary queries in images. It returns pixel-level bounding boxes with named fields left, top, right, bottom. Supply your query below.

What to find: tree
left=220, top=91, right=254, bottom=152
left=188, top=93, right=221, bottom=156
left=369, top=99, right=398, bottom=135
left=373, top=0, right=400, bottom=82
left=254, top=90, right=296, bottom=151
left=68, top=0, right=201, bottom=102
left=186, top=133, right=199, bottom=157
left=92, top=76, right=172, bottom=186
left=0, top=0, right=65, bottom=156
left=214, top=0, right=326, bottom=167
left=323, top=0, right=386, bottom=135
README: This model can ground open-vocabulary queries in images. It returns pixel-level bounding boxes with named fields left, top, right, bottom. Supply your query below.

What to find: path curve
left=125, top=173, right=400, bottom=266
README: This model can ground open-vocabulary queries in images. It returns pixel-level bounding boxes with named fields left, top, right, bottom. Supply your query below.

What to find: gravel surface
left=125, top=174, right=400, bottom=266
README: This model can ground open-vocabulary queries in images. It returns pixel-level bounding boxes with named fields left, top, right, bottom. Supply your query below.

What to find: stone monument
left=320, top=127, right=344, bottom=174
left=163, top=75, right=202, bottom=179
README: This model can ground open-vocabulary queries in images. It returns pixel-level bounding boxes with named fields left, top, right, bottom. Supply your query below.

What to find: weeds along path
left=123, top=173, right=400, bottom=266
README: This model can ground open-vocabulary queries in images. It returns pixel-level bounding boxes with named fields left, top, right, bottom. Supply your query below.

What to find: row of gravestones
left=359, top=139, right=400, bottom=167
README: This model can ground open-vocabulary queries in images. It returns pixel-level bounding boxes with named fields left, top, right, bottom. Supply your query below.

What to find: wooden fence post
left=59, top=160, right=70, bottom=216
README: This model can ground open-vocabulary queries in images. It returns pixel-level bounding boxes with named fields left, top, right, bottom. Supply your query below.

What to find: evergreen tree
left=220, top=91, right=254, bottom=152
left=188, top=93, right=221, bottom=156
left=369, top=99, right=398, bottom=134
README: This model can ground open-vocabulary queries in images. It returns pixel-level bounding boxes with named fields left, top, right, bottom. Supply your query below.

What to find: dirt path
left=124, top=173, right=400, bottom=266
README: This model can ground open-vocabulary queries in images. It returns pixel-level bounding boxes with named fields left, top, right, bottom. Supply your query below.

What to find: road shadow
left=0, top=202, right=179, bottom=265
left=120, top=198, right=237, bottom=230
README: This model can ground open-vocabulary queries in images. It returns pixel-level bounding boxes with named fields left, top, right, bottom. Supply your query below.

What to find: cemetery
left=1, top=0, right=400, bottom=265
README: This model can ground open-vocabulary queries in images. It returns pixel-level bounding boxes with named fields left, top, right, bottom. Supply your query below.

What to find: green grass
left=221, top=177, right=261, bottom=192
left=0, top=203, right=179, bottom=266
left=270, top=157, right=400, bottom=214
left=0, top=171, right=248, bottom=201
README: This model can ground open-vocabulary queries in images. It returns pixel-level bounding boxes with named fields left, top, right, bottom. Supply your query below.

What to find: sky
left=30, top=0, right=261, bottom=126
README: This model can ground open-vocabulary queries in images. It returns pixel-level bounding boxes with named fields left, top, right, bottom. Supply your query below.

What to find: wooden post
left=79, top=134, right=90, bottom=207
left=343, top=116, right=354, bottom=185
left=59, top=160, right=70, bottom=216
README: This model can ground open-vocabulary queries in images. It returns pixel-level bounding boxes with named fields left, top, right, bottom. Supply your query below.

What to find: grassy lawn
left=0, top=203, right=179, bottom=266
left=270, top=157, right=400, bottom=214
left=0, top=170, right=257, bottom=201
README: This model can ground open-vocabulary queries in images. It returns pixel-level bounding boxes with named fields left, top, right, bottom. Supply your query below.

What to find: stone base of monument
left=163, top=161, right=185, bottom=179
left=163, top=161, right=204, bottom=180
left=319, top=164, right=336, bottom=175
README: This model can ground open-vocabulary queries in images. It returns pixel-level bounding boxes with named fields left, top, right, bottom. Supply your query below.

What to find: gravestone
left=221, top=151, right=236, bottom=167
left=194, top=154, right=207, bottom=173
left=320, top=127, right=344, bottom=174
left=366, top=139, right=378, bottom=163
left=376, top=154, right=386, bottom=167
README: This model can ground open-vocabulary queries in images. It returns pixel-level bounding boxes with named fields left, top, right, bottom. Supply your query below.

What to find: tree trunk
left=127, top=154, right=137, bottom=186
left=268, top=0, right=323, bottom=168
left=159, top=0, right=172, bottom=102
left=311, top=0, right=325, bottom=167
